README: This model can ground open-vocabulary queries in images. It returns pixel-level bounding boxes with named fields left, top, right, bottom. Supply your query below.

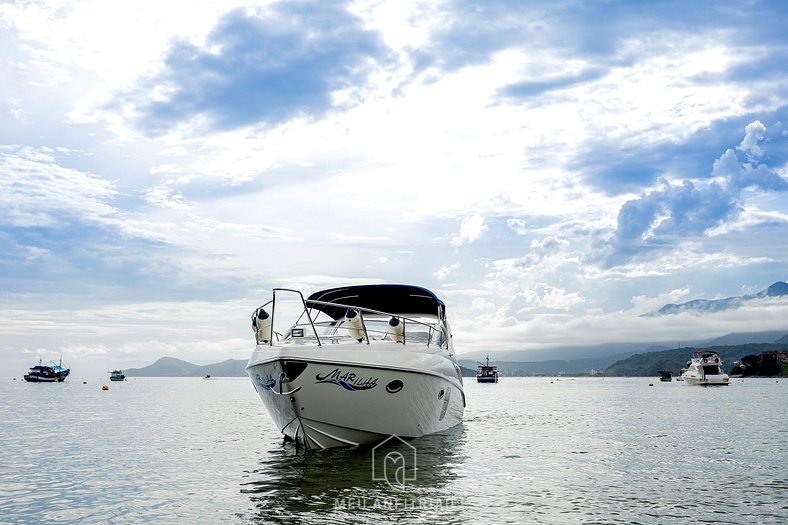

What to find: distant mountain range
left=603, top=342, right=786, bottom=377
left=454, top=282, right=787, bottom=367
left=459, top=353, right=632, bottom=376
left=125, top=357, right=247, bottom=377
left=457, top=330, right=787, bottom=365
left=126, top=330, right=787, bottom=378
left=460, top=342, right=672, bottom=363
left=125, top=356, right=478, bottom=379
left=459, top=330, right=787, bottom=376
left=650, top=281, right=788, bottom=316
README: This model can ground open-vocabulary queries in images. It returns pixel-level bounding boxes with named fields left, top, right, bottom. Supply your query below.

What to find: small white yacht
left=681, top=351, right=729, bottom=386
left=246, top=284, right=466, bottom=449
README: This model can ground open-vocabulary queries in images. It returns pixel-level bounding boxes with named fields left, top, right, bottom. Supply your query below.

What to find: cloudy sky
left=2, top=0, right=787, bottom=376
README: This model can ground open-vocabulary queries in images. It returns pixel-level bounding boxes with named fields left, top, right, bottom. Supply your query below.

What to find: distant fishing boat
left=23, top=358, right=70, bottom=383
left=476, top=355, right=498, bottom=383
left=659, top=370, right=672, bottom=382
left=109, top=370, right=125, bottom=381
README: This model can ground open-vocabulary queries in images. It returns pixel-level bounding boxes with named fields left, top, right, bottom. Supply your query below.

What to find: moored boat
left=23, top=359, right=70, bottom=383
left=659, top=370, right=672, bottom=382
left=109, top=370, right=125, bottom=381
left=246, top=284, right=465, bottom=449
left=476, top=355, right=498, bottom=383
left=681, top=351, right=729, bottom=386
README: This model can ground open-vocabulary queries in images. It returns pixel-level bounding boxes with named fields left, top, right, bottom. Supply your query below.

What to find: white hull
left=247, top=341, right=465, bottom=449
left=681, top=373, right=729, bottom=386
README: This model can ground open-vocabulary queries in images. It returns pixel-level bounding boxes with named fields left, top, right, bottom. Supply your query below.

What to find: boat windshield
left=255, top=286, right=449, bottom=348
left=284, top=315, right=446, bottom=347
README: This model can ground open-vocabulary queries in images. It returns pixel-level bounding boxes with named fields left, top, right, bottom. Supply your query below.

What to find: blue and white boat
left=23, top=359, right=70, bottom=383
left=246, top=284, right=466, bottom=449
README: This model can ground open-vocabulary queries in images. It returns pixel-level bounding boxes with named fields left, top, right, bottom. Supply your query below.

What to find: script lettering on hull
left=315, top=368, right=378, bottom=391
left=255, top=373, right=276, bottom=391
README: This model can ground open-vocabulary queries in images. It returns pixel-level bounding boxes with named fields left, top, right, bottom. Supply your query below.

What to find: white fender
left=252, top=308, right=272, bottom=344
left=388, top=316, right=404, bottom=343
left=345, top=309, right=365, bottom=342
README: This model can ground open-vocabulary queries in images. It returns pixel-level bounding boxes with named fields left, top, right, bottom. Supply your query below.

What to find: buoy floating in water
left=102, top=385, right=109, bottom=391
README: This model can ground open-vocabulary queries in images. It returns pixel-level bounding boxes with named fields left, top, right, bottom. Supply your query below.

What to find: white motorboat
left=681, top=351, right=730, bottom=386
left=246, top=284, right=466, bottom=449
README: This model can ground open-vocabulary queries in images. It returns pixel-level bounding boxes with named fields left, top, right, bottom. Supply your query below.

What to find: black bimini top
left=306, top=284, right=446, bottom=321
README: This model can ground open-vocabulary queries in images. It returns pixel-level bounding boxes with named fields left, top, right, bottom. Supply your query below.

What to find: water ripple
left=1, top=377, right=786, bottom=523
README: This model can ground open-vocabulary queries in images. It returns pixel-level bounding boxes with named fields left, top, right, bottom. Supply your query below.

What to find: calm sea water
left=1, top=376, right=785, bottom=524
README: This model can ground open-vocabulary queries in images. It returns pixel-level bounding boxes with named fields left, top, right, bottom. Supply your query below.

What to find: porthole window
left=386, top=380, right=403, bottom=393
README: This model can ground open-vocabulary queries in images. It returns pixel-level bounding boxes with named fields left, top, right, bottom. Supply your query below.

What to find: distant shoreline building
left=762, top=350, right=788, bottom=363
